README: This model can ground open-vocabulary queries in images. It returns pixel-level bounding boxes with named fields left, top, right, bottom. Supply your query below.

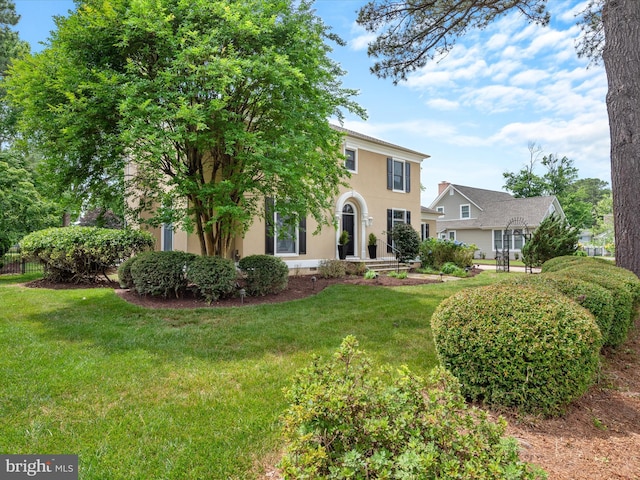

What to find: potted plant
left=367, top=233, right=377, bottom=259
left=338, top=230, right=350, bottom=260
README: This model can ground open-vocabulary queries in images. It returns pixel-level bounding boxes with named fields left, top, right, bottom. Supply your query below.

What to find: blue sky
left=13, top=0, right=610, bottom=206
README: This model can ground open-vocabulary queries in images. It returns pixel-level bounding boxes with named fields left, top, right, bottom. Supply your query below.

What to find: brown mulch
left=22, top=272, right=640, bottom=479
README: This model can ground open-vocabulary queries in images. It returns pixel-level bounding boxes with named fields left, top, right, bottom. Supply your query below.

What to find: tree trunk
left=603, top=0, right=640, bottom=277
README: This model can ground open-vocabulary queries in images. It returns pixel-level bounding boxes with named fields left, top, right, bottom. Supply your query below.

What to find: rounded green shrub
left=130, top=250, right=197, bottom=297
left=318, top=259, right=346, bottom=278
left=431, top=284, right=602, bottom=415
left=280, top=336, right=545, bottom=479
left=390, top=223, right=420, bottom=263
left=187, top=256, right=237, bottom=303
left=541, top=255, right=609, bottom=273
left=500, top=274, right=615, bottom=347
left=20, top=227, right=155, bottom=282
left=237, top=254, right=288, bottom=296
left=554, top=265, right=636, bottom=347
left=117, top=252, right=152, bottom=289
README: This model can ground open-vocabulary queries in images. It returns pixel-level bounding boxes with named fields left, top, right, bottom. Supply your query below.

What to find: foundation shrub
left=431, top=284, right=602, bottom=416
left=187, top=256, right=237, bottom=303
left=553, top=265, right=636, bottom=347
left=279, top=336, right=545, bottom=479
left=344, top=261, right=367, bottom=276
left=20, top=226, right=155, bottom=282
left=130, top=250, right=197, bottom=298
left=318, top=259, right=346, bottom=279
left=420, top=238, right=475, bottom=270
left=238, top=254, right=288, bottom=296
left=389, top=223, right=420, bottom=263
left=500, top=274, right=615, bottom=347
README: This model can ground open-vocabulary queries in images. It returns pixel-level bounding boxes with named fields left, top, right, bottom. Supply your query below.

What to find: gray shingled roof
left=453, top=185, right=513, bottom=209
left=436, top=184, right=559, bottom=230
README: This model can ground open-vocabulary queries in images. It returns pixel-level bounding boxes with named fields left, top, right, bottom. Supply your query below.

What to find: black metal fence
left=0, top=247, right=43, bottom=275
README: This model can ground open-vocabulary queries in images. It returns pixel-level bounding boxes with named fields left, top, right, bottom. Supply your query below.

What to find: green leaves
left=7, top=0, right=365, bottom=256
left=280, top=335, right=545, bottom=478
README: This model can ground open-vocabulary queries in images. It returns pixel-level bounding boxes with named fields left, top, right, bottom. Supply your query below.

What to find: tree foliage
left=357, top=0, right=548, bottom=82
left=0, top=151, right=60, bottom=249
left=357, top=0, right=640, bottom=277
left=6, top=0, right=364, bottom=257
left=504, top=146, right=609, bottom=229
left=521, top=213, right=579, bottom=267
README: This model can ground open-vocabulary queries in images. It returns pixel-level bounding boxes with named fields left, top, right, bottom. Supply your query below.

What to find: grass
left=0, top=271, right=500, bottom=479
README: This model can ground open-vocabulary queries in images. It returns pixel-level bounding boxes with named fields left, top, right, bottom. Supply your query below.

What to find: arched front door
left=342, top=203, right=356, bottom=256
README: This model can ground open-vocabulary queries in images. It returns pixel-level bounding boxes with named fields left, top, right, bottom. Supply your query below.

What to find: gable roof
left=431, top=184, right=563, bottom=231
left=429, top=183, right=513, bottom=210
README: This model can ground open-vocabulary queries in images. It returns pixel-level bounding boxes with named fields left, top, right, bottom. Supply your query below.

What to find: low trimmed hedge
left=237, top=255, right=288, bottom=296
left=187, top=256, right=237, bottom=303
left=500, top=274, right=615, bottom=347
left=553, top=265, right=636, bottom=347
left=130, top=251, right=197, bottom=298
left=20, top=227, right=155, bottom=282
left=318, top=259, right=346, bottom=279
left=431, top=284, right=602, bottom=416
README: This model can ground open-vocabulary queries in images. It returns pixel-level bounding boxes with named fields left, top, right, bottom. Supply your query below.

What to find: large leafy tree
left=357, top=0, right=640, bottom=276
left=0, top=0, right=29, bottom=148
left=7, top=0, right=363, bottom=257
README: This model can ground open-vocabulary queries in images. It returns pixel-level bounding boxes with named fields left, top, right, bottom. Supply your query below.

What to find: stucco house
left=143, top=126, right=430, bottom=272
left=429, top=182, right=566, bottom=259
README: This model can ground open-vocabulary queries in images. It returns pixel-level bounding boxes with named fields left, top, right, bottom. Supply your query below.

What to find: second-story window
left=345, top=148, right=356, bottom=171
left=460, top=204, right=470, bottom=219
left=387, top=157, right=411, bottom=192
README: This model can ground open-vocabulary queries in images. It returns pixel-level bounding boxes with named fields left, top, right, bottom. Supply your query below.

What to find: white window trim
left=161, top=223, right=173, bottom=252
left=436, top=206, right=444, bottom=214
left=344, top=146, right=358, bottom=173
left=460, top=204, right=470, bottom=219
left=274, top=211, right=299, bottom=257
left=448, top=230, right=456, bottom=241
left=493, top=229, right=526, bottom=251
left=392, top=158, right=407, bottom=193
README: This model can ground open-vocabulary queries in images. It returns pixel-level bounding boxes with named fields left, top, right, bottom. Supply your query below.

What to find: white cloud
left=348, top=22, right=376, bottom=51
left=426, top=98, right=459, bottom=111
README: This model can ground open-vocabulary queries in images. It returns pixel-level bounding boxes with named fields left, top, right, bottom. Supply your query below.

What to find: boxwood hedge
left=238, top=255, right=288, bottom=296
left=431, top=284, right=602, bottom=416
left=130, top=250, right=197, bottom=298
left=552, top=265, right=636, bottom=347
left=187, top=255, right=237, bottom=303
left=500, top=274, right=615, bottom=347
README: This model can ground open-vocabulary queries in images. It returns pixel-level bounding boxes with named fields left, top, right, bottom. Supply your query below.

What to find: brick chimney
left=438, top=181, right=451, bottom=195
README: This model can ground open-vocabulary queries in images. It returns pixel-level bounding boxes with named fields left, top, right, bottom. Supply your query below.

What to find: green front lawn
left=0, top=272, right=499, bottom=479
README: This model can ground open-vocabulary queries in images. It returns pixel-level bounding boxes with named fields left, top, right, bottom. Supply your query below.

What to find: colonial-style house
left=144, top=126, right=430, bottom=272
left=429, top=182, right=566, bottom=259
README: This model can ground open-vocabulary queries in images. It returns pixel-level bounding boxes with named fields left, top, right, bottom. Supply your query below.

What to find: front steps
left=345, top=257, right=411, bottom=274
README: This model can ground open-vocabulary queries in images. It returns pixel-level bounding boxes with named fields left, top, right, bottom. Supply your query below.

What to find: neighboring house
left=420, top=206, right=442, bottom=241
left=143, top=126, right=429, bottom=272
left=429, top=182, right=566, bottom=259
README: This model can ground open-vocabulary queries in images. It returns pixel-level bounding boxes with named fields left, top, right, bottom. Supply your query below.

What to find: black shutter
left=265, top=197, right=274, bottom=255
left=387, top=157, right=393, bottom=190
left=387, top=209, right=393, bottom=253
left=407, top=210, right=411, bottom=225
left=405, top=162, right=411, bottom=192
left=298, top=217, right=306, bottom=255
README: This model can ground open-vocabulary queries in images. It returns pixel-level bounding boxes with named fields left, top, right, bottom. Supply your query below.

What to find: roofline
left=331, top=124, right=431, bottom=159
left=428, top=184, right=484, bottom=211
